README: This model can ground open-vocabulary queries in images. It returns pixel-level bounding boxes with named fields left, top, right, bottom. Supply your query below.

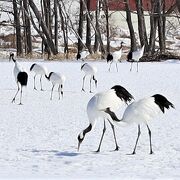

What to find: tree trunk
left=148, top=0, right=158, bottom=55
left=58, top=1, right=69, bottom=57
left=135, top=0, right=148, bottom=50
left=103, top=0, right=110, bottom=53
left=177, top=0, right=180, bottom=13
left=86, top=0, right=92, bottom=54
left=124, top=0, right=136, bottom=51
left=157, top=0, right=166, bottom=53
left=23, top=0, right=32, bottom=55
left=78, top=0, right=84, bottom=52
left=13, top=0, right=23, bottom=56
left=29, top=0, right=58, bottom=55
left=54, top=0, right=58, bottom=49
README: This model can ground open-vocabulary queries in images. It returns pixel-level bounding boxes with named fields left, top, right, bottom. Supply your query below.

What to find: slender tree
left=124, top=0, right=136, bottom=51
left=28, top=0, right=58, bottom=55
left=135, top=0, right=148, bottom=50
left=12, top=0, right=23, bottom=56
left=86, top=0, right=92, bottom=54
left=103, top=0, right=110, bottom=53
left=23, top=0, right=32, bottom=55
left=77, top=0, right=84, bottom=53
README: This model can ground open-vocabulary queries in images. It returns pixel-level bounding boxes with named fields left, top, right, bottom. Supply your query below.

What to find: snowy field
left=0, top=59, right=179, bottom=179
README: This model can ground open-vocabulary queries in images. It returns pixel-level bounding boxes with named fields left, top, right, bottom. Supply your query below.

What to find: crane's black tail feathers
left=107, top=53, right=113, bottom=62
left=152, top=94, right=175, bottom=113
left=111, top=85, right=134, bottom=104
left=18, top=72, right=28, bottom=86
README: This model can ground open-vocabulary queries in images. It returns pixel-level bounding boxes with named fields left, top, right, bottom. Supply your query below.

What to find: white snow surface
left=0, top=59, right=179, bottom=179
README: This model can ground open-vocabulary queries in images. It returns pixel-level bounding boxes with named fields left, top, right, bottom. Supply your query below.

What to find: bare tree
left=135, top=0, right=148, bottom=50
left=148, top=0, right=158, bottom=55
left=157, top=0, right=166, bottom=53
left=103, top=0, right=110, bottom=53
left=177, top=0, right=180, bottom=13
left=86, top=0, right=92, bottom=54
left=77, top=0, right=84, bottom=53
left=23, top=0, right=32, bottom=55
left=12, top=0, right=23, bottom=56
left=28, top=0, right=58, bottom=55
left=54, top=0, right=58, bottom=49
left=124, top=0, right=136, bottom=51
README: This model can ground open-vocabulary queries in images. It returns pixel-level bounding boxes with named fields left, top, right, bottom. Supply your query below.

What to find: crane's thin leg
left=50, top=85, right=55, bottom=100
left=116, top=62, right=118, bottom=72
left=58, top=84, right=61, bottom=100
left=147, top=124, right=153, bottom=154
left=109, top=61, right=112, bottom=72
left=137, top=61, right=139, bottom=72
left=130, top=62, right=133, bottom=71
left=131, top=125, right=141, bottom=155
left=19, top=86, right=23, bottom=105
left=12, top=83, right=20, bottom=103
left=40, top=75, right=43, bottom=91
left=81, top=76, right=86, bottom=92
left=33, top=75, right=37, bottom=90
left=108, top=119, right=119, bottom=151
left=90, top=78, right=92, bottom=93
left=96, top=119, right=106, bottom=152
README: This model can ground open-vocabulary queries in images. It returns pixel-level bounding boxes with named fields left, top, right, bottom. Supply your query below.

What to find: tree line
left=3, top=0, right=180, bottom=59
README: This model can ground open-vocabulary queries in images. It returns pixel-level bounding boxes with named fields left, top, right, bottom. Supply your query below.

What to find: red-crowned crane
left=77, top=85, right=134, bottom=152
left=9, top=53, right=28, bottom=105
left=103, top=94, right=174, bottom=154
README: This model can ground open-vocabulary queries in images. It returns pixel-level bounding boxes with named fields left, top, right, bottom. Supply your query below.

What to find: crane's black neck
left=83, top=124, right=92, bottom=137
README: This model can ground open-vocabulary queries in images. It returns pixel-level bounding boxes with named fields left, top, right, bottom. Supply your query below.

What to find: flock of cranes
left=8, top=45, right=175, bottom=154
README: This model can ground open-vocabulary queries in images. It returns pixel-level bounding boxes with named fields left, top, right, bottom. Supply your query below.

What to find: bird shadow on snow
left=20, top=149, right=80, bottom=157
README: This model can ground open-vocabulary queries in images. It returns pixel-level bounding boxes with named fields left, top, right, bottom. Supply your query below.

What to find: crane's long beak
left=95, top=80, right=97, bottom=88
left=78, top=141, right=81, bottom=151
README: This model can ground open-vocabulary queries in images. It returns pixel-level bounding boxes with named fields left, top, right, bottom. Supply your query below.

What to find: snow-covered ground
left=0, top=59, right=179, bottom=179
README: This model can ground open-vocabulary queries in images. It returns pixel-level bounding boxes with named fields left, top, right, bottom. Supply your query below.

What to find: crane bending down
left=107, top=42, right=124, bottom=72
left=77, top=85, right=134, bottom=152
left=30, top=63, right=48, bottom=91
left=103, top=94, right=174, bottom=154
left=9, top=53, right=28, bottom=105
left=45, top=72, right=66, bottom=100
left=81, top=63, right=98, bottom=93
left=127, top=45, right=145, bottom=72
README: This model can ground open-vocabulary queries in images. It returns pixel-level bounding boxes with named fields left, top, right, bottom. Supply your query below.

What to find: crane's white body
left=121, top=97, right=161, bottom=125
left=47, top=72, right=66, bottom=100
left=81, top=63, right=97, bottom=76
left=129, top=45, right=145, bottom=72
left=112, top=49, right=122, bottom=63
left=30, top=64, right=48, bottom=76
left=87, top=89, right=123, bottom=127
left=81, top=63, right=97, bottom=93
left=30, top=63, right=48, bottom=90
left=13, top=61, right=24, bottom=83
left=131, top=45, right=145, bottom=62
left=49, top=72, right=66, bottom=86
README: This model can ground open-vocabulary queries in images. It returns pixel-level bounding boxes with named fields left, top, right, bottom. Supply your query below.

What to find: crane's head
left=9, top=53, right=15, bottom=62
left=77, top=132, right=84, bottom=151
left=77, top=124, right=92, bottom=151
